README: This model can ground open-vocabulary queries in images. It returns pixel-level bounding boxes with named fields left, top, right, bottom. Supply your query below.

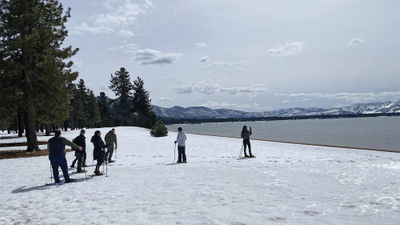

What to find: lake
left=167, top=116, right=400, bottom=151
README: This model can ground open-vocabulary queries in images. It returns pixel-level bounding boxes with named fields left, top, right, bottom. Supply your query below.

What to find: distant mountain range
left=152, top=100, right=400, bottom=119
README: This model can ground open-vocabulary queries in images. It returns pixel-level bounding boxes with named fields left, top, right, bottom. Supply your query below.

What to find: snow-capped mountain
left=152, top=100, right=400, bottom=119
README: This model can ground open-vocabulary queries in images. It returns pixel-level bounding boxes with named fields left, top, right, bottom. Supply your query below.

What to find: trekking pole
left=105, top=158, right=108, bottom=177
left=84, top=164, right=87, bottom=181
left=173, top=143, right=176, bottom=163
left=239, top=144, right=244, bottom=158
left=50, top=162, right=53, bottom=183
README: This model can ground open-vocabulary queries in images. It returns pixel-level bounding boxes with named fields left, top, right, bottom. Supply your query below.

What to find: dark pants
left=95, top=159, right=104, bottom=173
left=50, top=156, right=70, bottom=183
left=82, top=151, right=86, bottom=166
left=177, top=146, right=186, bottom=163
left=243, top=139, right=252, bottom=156
left=71, top=152, right=84, bottom=171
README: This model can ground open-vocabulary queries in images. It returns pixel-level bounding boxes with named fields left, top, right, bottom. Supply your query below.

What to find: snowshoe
left=77, top=169, right=87, bottom=173
left=108, top=160, right=115, bottom=163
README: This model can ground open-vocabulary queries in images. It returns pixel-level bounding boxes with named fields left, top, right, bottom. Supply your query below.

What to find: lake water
left=167, top=116, right=400, bottom=151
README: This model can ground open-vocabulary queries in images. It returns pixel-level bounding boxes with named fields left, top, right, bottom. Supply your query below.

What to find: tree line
left=0, top=0, right=163, bottom=151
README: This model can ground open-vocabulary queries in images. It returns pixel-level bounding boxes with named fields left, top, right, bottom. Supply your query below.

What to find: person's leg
left=50, top=158, right=60, bottom=183
left=182, top=146, right=186, bottom=163
left=243, top=140, right=248, bottom=156
left=177, top=146, right=183, bottom=163
left=248, top=140, right=253, bottom=156
left=77, top=152, right=83, bottom=172
left=59, top=157, right=71, bottom=181
left=108, top=146, right=114, bottom=162
left=71, top=155, right=78, bottom=167
left=82, top=151, right=87, bottom=166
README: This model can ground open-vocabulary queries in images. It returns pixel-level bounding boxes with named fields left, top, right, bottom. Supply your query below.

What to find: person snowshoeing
left=241, top=125, right=254, bottom=158
left=91, top=130, right=107, bottom=176
left=48, top=129, right=82, bottom=184
left=70, top=129, right=86, bottom=173
left=105, top=128, right=117, bottom=163
left=175, top=127, right=187, bottom=163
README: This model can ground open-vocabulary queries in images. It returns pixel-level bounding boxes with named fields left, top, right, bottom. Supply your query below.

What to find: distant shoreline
left=161, top=112, right=400, bottom=125
left=186, top=132, right=400, bottom=154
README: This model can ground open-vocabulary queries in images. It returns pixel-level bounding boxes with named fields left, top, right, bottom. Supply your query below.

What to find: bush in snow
left=150, top=120, right=168, bottom=137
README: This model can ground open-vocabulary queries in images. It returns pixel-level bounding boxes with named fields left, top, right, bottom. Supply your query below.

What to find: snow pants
left=106, top=144, right=114, bottom=161
left=243, top=139, right=252, bottom=156
left=50, top=156, right=70, bottom=183
left=177, top=146, right=186, bottom=163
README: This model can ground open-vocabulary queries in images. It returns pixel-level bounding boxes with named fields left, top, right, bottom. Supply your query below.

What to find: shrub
left=150, top=120, right=168, bottom=137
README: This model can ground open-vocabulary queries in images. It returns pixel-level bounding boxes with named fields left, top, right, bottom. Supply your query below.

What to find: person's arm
left=62, top=137, right=81, bottom=150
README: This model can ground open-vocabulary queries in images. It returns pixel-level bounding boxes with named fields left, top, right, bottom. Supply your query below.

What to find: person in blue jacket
left=48, top=130, right=82, bottom=183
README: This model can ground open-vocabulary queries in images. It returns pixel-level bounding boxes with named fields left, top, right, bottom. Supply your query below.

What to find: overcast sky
left=62, top=0, right=400, bottom=111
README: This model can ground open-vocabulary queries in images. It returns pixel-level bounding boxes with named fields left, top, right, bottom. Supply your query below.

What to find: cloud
left=347, top=37, right=364, bottom=46
left=118, top=29, right=135, bottom=37
left=159, top=97, right=173, bottom=101
left=71, top=0, right=154, bottom=37
left=275, top=91, right=400, bottom=103
left=175, top=82, right=267, bottom=97
left=133, top=49, right=183, bottom=65
left=196, top=42, right=206, bottom=48
left=208, top=60, right=246, bottom=67
left=266, top=41, right=304, bottom=57
left=200, top=56, right=209, bottom=63
left=200, top=101, right=254, bottom=109
left=174, top=86, right=193, bottom=94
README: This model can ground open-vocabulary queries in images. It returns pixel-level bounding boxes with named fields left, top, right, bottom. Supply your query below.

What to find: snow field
left=0, top=127, right=399, bottom=225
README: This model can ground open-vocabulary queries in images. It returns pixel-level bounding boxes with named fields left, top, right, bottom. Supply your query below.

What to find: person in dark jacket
left=241, top=125, right=254, bottom=157
left=48, top=130, right=82, bottom=183
left=70, top=129, right=86, bottom=173
left=91, top=130, right=107, bottom=175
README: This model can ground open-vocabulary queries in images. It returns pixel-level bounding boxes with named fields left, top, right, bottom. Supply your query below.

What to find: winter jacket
left=105, top=131, right=117, bottom=146
left=48, top=136, right=80, bottom=157
left=241, top=130, right=252, bottom=140
left=176, top=131, right=187, bottom=147
left=73, top=134, right=86, bottom=155
left=91, top=135, right=107, bottom=161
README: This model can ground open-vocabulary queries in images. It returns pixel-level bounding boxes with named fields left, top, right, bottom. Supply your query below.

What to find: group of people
left=47, top=125, right=253, bottom=184
left=47, top=128, right=118, bottom=183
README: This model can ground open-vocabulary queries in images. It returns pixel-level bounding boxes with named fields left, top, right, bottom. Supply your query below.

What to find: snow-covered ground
left=0, top=127, right=399, bottom=225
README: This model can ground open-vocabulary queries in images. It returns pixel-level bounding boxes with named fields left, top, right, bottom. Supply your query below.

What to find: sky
left=62, top=0, right=400, bottom=111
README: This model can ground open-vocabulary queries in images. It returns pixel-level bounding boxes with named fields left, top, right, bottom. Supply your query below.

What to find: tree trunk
left=24, top=104, right=39, bottom=151
left=17, top=109, right=24, bottom=137
left=40, top=124, right=44, bottom=133
left=45, top=123, right=51, bottom=136
left=23, top=52, right=39, bottom=152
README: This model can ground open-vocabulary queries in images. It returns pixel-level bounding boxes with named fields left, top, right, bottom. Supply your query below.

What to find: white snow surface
left=1, top=127, right=399, bottom=225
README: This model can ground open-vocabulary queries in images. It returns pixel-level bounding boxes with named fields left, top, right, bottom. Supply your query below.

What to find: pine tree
left=0, top=0, right=78, bottom=151
left=97, top=92, right=118, bottom=127
left=86, top=90, right=101, bottom=128
left=109, top=67, right=133, bottom=125
left=132, top=76, right=156, bottom=128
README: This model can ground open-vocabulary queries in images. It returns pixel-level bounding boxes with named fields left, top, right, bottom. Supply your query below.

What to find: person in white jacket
left=174, top=127, right=187, bottom=163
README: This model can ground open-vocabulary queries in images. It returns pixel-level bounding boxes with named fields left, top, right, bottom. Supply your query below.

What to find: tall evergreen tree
left=109, top=67, right=133, bottom=125
left=86, top=90, right=101, bottom=128
left=97, top=92, right=118, bottom=127
left=132, top=76, right=156, bottom=128
left=0, top=0, right=78, bottom=151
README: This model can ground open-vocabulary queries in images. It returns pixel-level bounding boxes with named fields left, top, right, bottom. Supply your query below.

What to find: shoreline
left=187, top=132, right=400, bottom=154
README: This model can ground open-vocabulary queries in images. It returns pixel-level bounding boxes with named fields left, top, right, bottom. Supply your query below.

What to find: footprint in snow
left=303, top=210, right=321, bottom=216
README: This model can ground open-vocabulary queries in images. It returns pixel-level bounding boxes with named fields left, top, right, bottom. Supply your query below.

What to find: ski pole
left=239, top=144, right=244, bottom=158
left=173, top=143, right=176, bottom=163
left=105, top=158, right=108, bottom=177
left=50, top=162, right=53, bottom=183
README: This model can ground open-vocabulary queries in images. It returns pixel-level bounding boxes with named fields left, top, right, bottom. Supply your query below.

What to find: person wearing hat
left=48, top=130, right=82, bottom=183
left=70, top=129, right=87, bottom=173
left=105, top=128, right=117, bottom=163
